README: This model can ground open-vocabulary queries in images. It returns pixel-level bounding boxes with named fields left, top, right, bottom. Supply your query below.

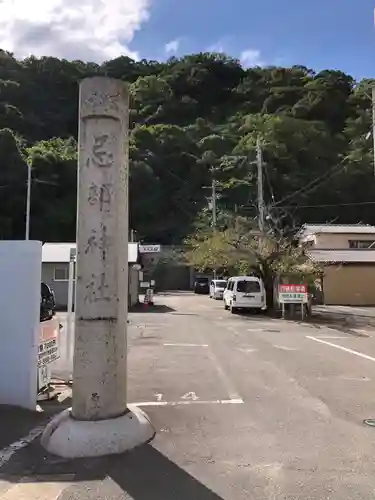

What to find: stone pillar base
left=41, top=405, right=155, bottom=458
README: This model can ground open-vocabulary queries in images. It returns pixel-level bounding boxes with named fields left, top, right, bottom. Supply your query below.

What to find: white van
left=223, top=276, right=266, bottom=313
left=209, top=279, right=227, bottom=300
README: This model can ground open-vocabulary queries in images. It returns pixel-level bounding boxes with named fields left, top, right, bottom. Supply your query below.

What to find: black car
left=40, top=282, right=56, bottom=322
left=194, top=277, right=209, bottom=294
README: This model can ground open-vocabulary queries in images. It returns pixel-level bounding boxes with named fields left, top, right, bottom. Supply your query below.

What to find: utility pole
left=256, top=136, right=265, bottom=234
left=211, top=169, right=217, bottom=279
left=212, top=176, right=217, bottom=229
left=41, top=77, right=153, bottom=458
left=372, top=87, right=375, bottom=177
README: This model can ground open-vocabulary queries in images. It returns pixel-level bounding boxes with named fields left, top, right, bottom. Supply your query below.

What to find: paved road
left=315, top=305, right=375, bottom=318
left=2, top=293, right=375, bottom=499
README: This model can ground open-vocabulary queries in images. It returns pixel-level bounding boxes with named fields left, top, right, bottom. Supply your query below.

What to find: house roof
left=299, top=224, right=375, bottom=237
left=42, top=242, right=139, bottom=264
left=308, top=249, right=375, bottom=263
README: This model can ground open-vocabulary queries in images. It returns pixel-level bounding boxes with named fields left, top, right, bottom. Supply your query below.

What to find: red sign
left=279, top=284, right=307, bottom=294
left=40, top=317, right=59, bottom=343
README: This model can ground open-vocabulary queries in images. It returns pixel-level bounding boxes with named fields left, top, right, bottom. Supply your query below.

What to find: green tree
left=0, top=128, right=27, bottom=238
left=25, top=137, right=78, bottom=241
left=184, top=213, right=320, bottom=310
left=0, top=49, right=373, bottom=244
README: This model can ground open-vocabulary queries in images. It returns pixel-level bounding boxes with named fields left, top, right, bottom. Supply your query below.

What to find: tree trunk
left=261, top=262, right=276, bottom=315
left=264, top=277, right=275, bottom=313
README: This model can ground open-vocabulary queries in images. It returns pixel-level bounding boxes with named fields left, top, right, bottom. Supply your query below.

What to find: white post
left=66, top=250, right=75, bottom=373
left=25, top=162, right=31, bottom=240
left=41, top=77, right=153, bottom=458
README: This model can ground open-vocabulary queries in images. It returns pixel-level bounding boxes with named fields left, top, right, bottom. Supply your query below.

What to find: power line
left=280, top=200, right=375, bottom=209
left=273, top=162, right=347, bottom=207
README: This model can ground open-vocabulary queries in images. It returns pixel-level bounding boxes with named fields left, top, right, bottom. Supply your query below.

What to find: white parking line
left=134, top=399, right=244, bottom=407
left=163, top=343, right=208, bottom=347
left=307, top=336, right=375, bottom=362
left=315, top=335, right=348, bottom=339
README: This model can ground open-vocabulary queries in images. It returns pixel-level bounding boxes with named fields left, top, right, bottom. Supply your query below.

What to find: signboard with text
left=38, top=317, right=60, bottom=388
left=279, top=284, right=308, bottom=304
left=139, top=244, right=161, bottom=254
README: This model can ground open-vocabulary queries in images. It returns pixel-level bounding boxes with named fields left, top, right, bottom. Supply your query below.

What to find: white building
left=41, top=242, right=140, bottom=309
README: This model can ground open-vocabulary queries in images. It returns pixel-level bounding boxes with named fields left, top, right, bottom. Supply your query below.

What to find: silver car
left=209, top=279, right=228, bottom=300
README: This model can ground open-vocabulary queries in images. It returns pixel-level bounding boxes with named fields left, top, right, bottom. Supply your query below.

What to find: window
left=215, top=281, right=227, bottom=288
left=196, top=277, right=208, bottom=284
left=236, top=280, right=261, bottom=293
left=348, top=240, right=375, bottom=249
left=54, top=266, right=69, bottom=281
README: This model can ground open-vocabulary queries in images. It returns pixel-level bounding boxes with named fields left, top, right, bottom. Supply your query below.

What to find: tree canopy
left=0, top=50, right=374, bottom=243
left=182, top=209, right=321, bottom=308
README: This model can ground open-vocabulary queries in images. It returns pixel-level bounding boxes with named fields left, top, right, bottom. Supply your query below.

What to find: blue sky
left=132, top=0, right=375, bottom=80
left=1, top=0, right=373, bottom=80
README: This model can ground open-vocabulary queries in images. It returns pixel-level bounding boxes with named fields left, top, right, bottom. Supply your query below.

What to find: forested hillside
left=0, top=49, right=374, bottom=244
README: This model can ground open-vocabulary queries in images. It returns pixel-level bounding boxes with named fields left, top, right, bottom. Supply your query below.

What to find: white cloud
left=165, top=38, right=180, bottom=55
left=0, top=0, right=151, bottom=62
left=207, top=41, right=225, bottom=53
left=240, top=49, right=265, bottom=68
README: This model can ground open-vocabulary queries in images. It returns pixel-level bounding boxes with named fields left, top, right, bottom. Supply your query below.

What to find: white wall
left=51, top=313, right=73, bottom=382
left=0, top=241, right=42, bottom=410
left=314, top=233, right=375, bottom=249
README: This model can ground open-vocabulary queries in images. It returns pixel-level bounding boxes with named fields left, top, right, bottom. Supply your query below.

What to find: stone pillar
left=41, top=77, right=154, bottom=458
left=72, top=77, right=128, bottom=421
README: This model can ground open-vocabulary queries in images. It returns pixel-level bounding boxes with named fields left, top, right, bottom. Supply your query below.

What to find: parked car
left=40, top=282, right=56, bottom=322
left=194, top=277, right=210, bottom=294
left=223, top=276, right=266, bottom=313
left=209, top=279, right=227, bottom=300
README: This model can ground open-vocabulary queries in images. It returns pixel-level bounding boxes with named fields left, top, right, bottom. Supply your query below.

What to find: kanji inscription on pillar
left=86, top=134, right=114, bottom=169
left=84, top=272, right=111, bottom=303
left=85, top=223, right=110, bottom=263
left=87, top=183, right=112, bottom=213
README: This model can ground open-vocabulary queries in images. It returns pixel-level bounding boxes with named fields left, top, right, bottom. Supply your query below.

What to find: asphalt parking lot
left=2, top=293, right=375, bottom=499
